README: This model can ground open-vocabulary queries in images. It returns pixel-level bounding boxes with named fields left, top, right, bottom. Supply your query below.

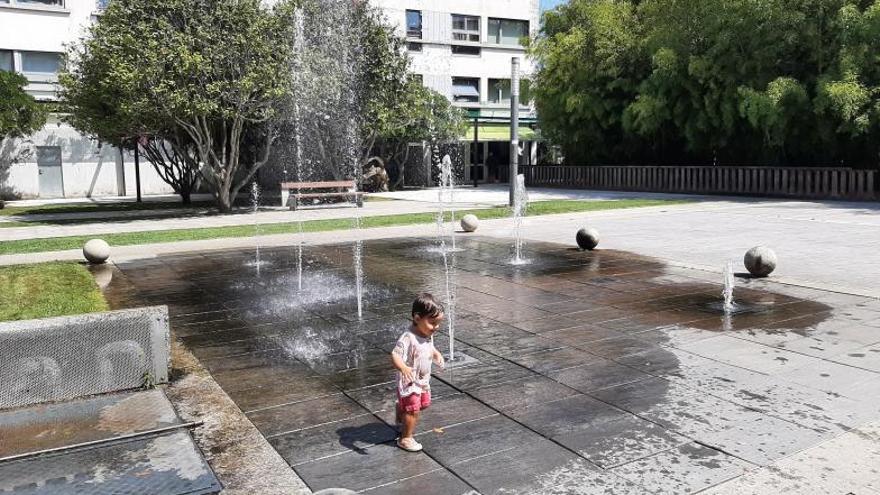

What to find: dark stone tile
left=450, top=438, right=643, bottom=494
left=579, top=336, right=665, bottom=360
left=376, top=393, right=496, bottom=434
left=269, top=414, right=397, bottom=466
left=610, top=442, right=750, bottom=493
left=549, top=359, right=654, bottom=393
left=468, top=376, right=580, bottom=412
left=211, top=363, right=319, bottom=393
left=541, top=324, right=628, bottom=346
left=506, top=394, right=629, bottom=437
left=325, top=364, right=398, bottom=391
left=359, top=469, right=474, bottom=495
left=247, top=394, right=368, bottom=437
left=345, top=380, right=458, bottom=413
left=510, top=347, right=600, bottom=374
left=294, top=442, right=443, bottom=492
left=553, top=414, right=688, bottom=469
left=227, top=375, right=338, bottom=412
left=434, top=360, right=537, bottom=391
left=417, top=414, right=540, bottom=465
left=189, top=335, right=282, bottom=360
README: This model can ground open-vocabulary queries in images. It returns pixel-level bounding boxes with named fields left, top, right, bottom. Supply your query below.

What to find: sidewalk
left=0, top=196, right=486, bottom=241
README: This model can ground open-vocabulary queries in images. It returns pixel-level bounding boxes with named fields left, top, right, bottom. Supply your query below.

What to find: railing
left=520, top=165, right=878, bottom=201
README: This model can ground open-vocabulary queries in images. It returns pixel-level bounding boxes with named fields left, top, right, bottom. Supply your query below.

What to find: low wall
left=521, top=165, right=877, bottom=201
left=0, top=306, right=170, bottom=409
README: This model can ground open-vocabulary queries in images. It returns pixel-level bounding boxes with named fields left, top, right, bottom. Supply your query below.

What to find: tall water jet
left=249, top=181, right=265, bottom=275
left=437, top=155, right=458, bottom=361
left=292, top=7, right=306, bottom=292
left=284, top=0, right=367, bottom=318
left=511, top=174, right=529, bottom=265
left=722, top=261, right=736, bottom=313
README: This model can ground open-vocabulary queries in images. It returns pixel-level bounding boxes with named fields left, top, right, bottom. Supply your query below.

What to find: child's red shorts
left=398, top=390, right=431, bottom=413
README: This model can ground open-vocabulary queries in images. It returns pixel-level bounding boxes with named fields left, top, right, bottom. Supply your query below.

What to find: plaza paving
left=98, top=235, right=880, bottom=494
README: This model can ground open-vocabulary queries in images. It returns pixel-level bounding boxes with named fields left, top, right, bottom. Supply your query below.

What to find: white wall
left=0, top=117, right=175, bottom=200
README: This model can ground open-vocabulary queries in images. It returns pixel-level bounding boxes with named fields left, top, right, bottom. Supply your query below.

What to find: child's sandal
left=396, top=437, right=423, bottom=452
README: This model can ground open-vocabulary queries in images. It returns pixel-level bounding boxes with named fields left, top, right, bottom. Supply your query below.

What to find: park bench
left=280, top=180, right=364, bottom=211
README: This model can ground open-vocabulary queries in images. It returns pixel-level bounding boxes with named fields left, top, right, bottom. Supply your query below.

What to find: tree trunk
left=180, top=189, right=192, bottom=205
left=217, top=187, right=233, bottom=213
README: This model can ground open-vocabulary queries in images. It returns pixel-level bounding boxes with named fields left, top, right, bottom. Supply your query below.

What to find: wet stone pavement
left=100, top=236, right=880, bottom=494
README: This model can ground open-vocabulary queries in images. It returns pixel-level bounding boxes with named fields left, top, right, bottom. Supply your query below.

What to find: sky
left=540, top=0, right=567, bottom=12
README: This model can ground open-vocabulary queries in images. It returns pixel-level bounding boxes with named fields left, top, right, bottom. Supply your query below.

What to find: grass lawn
left=0, top=262, right=108, bottom=321
left=0, top=200, right=220, bottom=217
left=0, top=199, right=686, bottom=255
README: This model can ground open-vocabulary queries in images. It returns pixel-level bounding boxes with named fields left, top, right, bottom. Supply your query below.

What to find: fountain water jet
left=511, top=174, right=530, bottom=265
left=246, top=182, right=270, bottom=274
left=722, top=261, right=736, bottom=313
left=437, top=155, right=458, bottom=361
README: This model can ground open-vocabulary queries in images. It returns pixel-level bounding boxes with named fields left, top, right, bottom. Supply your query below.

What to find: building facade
left=372, top=0, right=541, bottom=183
left=0, top=0, right=171, bottom=200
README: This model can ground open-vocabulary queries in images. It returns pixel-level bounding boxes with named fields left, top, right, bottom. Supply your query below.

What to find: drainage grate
left=0, top=430, right=221, bottom=495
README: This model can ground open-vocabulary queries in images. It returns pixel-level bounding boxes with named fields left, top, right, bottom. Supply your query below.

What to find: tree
left=1, top=71, right=47, bottom=201
left=0, top=71, right=46, bottom=140
left=59, top=38, right=202, bottom=203
left=61, top=0, right=298, bottom=212
left=530, top=0, right=880, bottom=168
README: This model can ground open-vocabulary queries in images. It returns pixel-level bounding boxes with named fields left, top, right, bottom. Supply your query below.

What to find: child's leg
left=400, top=410, right=420, bottom=439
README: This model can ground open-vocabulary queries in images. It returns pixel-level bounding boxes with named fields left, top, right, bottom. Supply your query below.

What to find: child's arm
left=431, top=347, right=445, bottom=370
left=391, top=345, right=414, bottom=383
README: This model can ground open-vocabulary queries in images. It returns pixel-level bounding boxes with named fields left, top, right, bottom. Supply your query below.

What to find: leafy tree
left=59, top=32, right=202, bottom=203
left=61, top=0, right=297, bottom=211
left=531, top=0, right=880, bottom=168
left=0, top=71, right=46, bottom=140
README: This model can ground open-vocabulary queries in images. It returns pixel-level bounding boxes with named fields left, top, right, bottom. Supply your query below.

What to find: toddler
left=391, top=293, right=446, bottom=452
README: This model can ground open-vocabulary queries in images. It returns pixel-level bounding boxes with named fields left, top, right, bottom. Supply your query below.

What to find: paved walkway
left=0, top=198, right=486, bottom=241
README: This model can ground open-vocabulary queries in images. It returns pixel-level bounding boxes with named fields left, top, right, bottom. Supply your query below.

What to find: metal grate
left=0, top=306, right=169, bottom=410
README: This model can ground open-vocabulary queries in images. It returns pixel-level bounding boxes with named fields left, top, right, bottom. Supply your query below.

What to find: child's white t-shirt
left=393, top=329, right=436, bottom=398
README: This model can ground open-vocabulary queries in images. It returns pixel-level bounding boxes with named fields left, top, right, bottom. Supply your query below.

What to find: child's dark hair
left=412, top=293, right=444, bottom=320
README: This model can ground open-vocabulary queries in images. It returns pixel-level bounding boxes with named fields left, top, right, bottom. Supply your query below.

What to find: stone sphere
left=576, top=228, right=600, bottom=251
left=83, top=239, right=110, bottom=264
left=744, top=246, right=777, bottom=277
left=460, top=214, right=479, bottom=232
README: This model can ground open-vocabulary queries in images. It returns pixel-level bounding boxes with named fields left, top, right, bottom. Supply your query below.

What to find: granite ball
left=460, top=214, right=479, bottom=232
left=83, top=239, right=110, bottom=264
left=744, top=246, right=777, bottom=277
left=576, top=228, right=600, bottom=251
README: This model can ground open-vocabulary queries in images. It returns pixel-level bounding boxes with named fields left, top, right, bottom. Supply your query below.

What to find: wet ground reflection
left=102, top=236, right=880, bottom=494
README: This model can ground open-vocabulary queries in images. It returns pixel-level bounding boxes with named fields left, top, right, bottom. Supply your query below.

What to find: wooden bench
left=280, top=180, right=364, bottom=210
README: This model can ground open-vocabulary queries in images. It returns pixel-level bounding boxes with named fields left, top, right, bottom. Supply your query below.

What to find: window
left=452, top=77, right=480, bottom=103
left=407, top=42, right=422, bottom=52
left=21, top=51, right=62, bottom=76
left=488, top=78, right=532, bottom=105
left=488, top=18, right=529, bottom=46
left=96, top=0, right=110, bottom=9
left=452, top=45, right=480, bottom=56
left=0, top=50, right=13, bottom=72
left=13, top=0, right=65, bottom=6
left=452, top=14, right=480, bottom=42
left=406, top=10, right=422, bottom=39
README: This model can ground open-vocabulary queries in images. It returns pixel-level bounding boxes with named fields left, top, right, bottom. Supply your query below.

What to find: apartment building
left=372, top=0, right=541, bottom=182
left=0, top=0, right=171, bottom=200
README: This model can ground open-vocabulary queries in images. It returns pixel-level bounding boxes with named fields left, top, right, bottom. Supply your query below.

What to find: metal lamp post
left=509, top=57, right=520, bottom=207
